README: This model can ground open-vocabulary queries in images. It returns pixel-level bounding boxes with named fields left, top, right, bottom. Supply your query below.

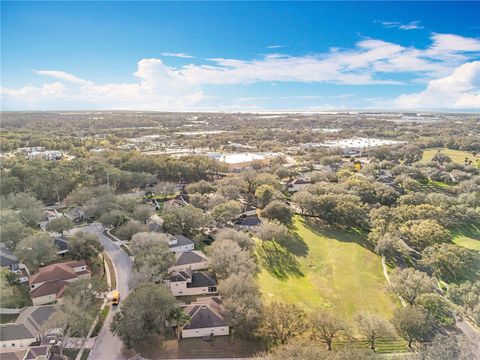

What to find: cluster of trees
left=0, top=191, right=102, bottom=272
left=210, top=229, right=263, bottom=336
left=259, top=303, right=395, bottom=352
left=261, top=333, right=478, bottom=360
left=447, top=281, right=480, bottom=325
left=128, top=232, right=175, bottom=286
left=46, top=278, right=107, bottom=356
left=109, top=233, right=190, bottom=348
left=389, top=268, right=457, bottom=342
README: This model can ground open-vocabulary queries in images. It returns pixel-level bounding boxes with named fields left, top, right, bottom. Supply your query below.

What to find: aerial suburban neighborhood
left=1, top=1, right=480, bottom=360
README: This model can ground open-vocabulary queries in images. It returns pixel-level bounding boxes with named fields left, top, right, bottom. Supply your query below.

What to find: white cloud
left=161, top=52, right=194, bottom=59
left=1, top=59, right=203, bottom=110
left=381, top=21, right=424, bottom=30
left=266, top=45, right=285, bottom=49
left=36, top=70, right=93, bottom=85
left=395, top=61, right=480, bottom=109
left=428, top=33, right=480, bottom=54
left=2, top=33, right=480, bottom=110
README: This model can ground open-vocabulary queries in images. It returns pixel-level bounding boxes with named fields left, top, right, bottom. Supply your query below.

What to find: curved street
left=72, top=223, right=133, bottom=360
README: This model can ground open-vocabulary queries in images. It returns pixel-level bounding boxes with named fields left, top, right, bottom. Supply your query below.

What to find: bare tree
left=355, top=312, right=394, bottom=351
left=310, top=309, right=348, bottom=350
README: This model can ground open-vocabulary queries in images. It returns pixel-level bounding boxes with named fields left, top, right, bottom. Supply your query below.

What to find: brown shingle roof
left=29, top=260, right=86, bottom=285
left=30, top=280, right=68, bottom=299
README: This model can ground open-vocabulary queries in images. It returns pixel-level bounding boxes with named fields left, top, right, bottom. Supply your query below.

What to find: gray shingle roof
left=169, top=235, right=194, bottom=248
left=54, top=237, right=69, bottom=251
left=234, top=215, right=261, bottom=227
left=174, top=251, right=207, bottom=266
left=0, top=247, right=18, bottom=267
left=0, top=305, right=57, bottom=342
left=0, top=324, right=33, bottom=341
left=183, top=299, right=227, bottom=330
left=187, top=272, right=216, bottom=288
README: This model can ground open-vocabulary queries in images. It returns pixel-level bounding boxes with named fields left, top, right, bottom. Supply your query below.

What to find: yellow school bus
left=111, top=290, right=120, bottom=305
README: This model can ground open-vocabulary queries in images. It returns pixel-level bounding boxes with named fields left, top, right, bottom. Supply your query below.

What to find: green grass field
left=452, top=224, right=480, bottom=283
left=256, top=216, right=399, bottom=327
left=421, top=148, right=480, bottom=167
left=452, top=224, right=480, bottom=252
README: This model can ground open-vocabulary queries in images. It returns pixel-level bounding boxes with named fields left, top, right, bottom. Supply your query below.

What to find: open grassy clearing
left=452, top=224, right=480, bottom=283
left=421, top=148, right=480, bottom=167
left=410, top=179, right=453, bottom=194
left=452, top=224, right=480, bottom=252
left=256, top=216, right=400, bottom=328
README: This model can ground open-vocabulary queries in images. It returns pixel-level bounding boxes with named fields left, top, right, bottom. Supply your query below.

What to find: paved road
left=72, top=223, right=133, bottom=360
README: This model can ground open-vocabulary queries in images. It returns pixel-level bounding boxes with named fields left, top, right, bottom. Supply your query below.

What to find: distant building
left=27, top=150, right=63, bottom=161
left=17, top=147, right=46, bottom=154
left=181, top=297, right=229, bottom=339
left=287, top=178, right=312, bottom=193
left=0, top=305, right=57, bottom=349
left=208, top=152, right=279, bottom=171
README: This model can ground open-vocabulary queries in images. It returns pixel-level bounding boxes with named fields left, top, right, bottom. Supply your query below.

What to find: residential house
left=234, top=215, right=261, bottom=230
left=28, top=260, right=91, bottom=306
left=0, top=305, right=57, bottom=349
left=287, top=178, right=312, bottom=193
left=53, top=237, right=68, bottom=256
left=168, top=235, right=195, bottom=253
left=169, top=251, right=208, bottom=273
left=66, top=207, right=85, bottom=223
left=181, top=297, right=229, bottom=339
left=147, top=222, right=162, bottom=233
left=168, top=270, right=217, bottom=297
left=0, top=246, right=19, bottom=271
left=0, top=245, right=29, bottom=283
left=0, top=345, right=51, bottom=360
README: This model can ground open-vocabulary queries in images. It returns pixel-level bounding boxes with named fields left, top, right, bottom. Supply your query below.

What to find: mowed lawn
left=452, top=224, right=480, bottom=252
left=452, top=224, right=480, bottom=282
left=421, top=148, right=480, bottom=166
left=256, top=216, right=399, bottom=325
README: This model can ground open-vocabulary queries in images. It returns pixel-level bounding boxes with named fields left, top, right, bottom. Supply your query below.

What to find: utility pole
left=106, top=171, right=111, bottom=193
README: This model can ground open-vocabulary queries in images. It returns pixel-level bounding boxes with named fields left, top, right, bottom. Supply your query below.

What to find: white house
left=29, top=260, right=91, bottom=306
left=168, top=270, right=217, bottom=297
left=168, top=235, right=195, bottom=253
left=169, top=251, right=209, bottom=273
left=181, top=297, right=229, bottom=339
left=0, top=306, right=57, bottom=349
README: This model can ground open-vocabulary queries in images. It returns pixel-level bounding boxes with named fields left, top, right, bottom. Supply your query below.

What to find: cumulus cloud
left=395, top=61, right=480, bottom=109
left=1, top=59, right=203, bottom=110
left=36, top=70, right=93, bottom=85
left=1, top=32, right=480, bottom=110
left=380, top=21, right=424, bottom=30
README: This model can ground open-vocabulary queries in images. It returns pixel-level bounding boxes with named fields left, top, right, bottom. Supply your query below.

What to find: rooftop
left=0, top=305, right=57, bottom=342
left=183, top=297, right=227, bottom=330
left=29, top=260, right=87, bottom=285
left=174, top=251, right=207, bottom=267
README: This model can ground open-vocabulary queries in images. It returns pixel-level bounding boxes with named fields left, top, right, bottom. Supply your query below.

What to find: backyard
left=256, top=216, right=400, bottom=327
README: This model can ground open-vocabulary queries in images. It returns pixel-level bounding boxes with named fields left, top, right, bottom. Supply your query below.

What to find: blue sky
left=1, top=1, right=479, bottom=111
